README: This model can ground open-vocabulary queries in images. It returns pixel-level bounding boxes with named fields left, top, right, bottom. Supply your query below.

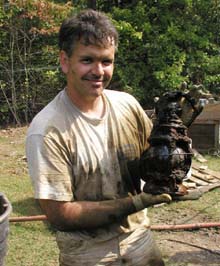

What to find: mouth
left=88, top=80, right=103, bottom=86
left=90, top=79, right=103, bottom=83
left=84, top=78, right=103, bottom=82
left=84, top=78, right=105, bottom=87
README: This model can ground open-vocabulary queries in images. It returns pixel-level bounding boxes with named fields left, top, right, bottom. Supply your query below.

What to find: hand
left=131, top=192, right=172, bottom=211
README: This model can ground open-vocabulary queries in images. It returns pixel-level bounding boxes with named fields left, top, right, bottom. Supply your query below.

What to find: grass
left=0, top=126, right=59, bottom=266
left=203, top=154, right=220, bottom=171
left=0, top=126, right=219, bottom=265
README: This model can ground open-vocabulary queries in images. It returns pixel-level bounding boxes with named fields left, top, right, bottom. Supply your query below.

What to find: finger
left=159, top=194, right=172, bottom=203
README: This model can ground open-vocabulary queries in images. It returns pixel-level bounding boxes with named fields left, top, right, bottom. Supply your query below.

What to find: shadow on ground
left=11, top=197, right=42, bottom=216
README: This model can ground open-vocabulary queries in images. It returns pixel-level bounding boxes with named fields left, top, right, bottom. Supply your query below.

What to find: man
left=26, top=9, right=171, bottom=266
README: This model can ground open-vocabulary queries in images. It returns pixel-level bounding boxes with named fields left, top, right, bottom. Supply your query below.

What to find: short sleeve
left=26, top=133, right=74, bottom=201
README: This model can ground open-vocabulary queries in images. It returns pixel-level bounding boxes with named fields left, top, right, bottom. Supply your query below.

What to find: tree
left=109, top=0, right=220, bottom=106
left=0, top=0, right=73, bottom=125
left=1, top=0, right=220, bottom=125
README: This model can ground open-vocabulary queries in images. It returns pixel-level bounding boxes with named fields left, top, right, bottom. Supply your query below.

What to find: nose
left=91, top=62, right=104, bottom=76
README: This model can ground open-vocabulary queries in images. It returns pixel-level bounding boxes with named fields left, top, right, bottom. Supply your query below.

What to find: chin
left=91, top=86, right=104, bottom=95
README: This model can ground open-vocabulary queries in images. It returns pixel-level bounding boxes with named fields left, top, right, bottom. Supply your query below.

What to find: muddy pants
left=56, top=228, right=164, bottom=266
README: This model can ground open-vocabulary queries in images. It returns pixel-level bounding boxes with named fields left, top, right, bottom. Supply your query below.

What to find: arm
left=39, top=197, right=135, bottom=231
left=39, top=193, right=171, bottom=231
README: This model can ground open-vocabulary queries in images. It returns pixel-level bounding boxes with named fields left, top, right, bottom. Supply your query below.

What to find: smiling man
left=26, top=9, right=171, bottom=266
left=60, top=42, right=115, bottom=115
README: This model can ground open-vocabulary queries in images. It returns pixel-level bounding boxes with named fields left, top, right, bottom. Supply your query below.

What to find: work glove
left=131, top=192, right=172, bottom=212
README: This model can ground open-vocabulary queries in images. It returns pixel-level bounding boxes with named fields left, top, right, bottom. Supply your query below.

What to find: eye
left=81, top=57, right=93, bottom=64
left=102, top=59, right=113, bottom=66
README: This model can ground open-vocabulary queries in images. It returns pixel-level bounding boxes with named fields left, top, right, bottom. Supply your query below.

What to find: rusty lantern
left=140, top=90, right=203, bottom=196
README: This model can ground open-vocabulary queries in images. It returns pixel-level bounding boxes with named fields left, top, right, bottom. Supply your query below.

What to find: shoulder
left=104, top=89, right=140, bottom=108
left=104, top=89, right=144, bottom=113
left=104, top=89, right=136, bottom=100
left=27, top=90, right=69, bottom=137
left=104, top=89, right=151, bottom=125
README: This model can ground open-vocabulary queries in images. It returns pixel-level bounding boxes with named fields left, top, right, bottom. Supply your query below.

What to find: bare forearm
left=39, top=192, right=171, bottom=231
left=39, top=196, right=136, bottom=231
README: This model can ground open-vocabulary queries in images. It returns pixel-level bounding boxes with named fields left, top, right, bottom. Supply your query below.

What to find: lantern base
left=143, top=182, right=188, bottom=196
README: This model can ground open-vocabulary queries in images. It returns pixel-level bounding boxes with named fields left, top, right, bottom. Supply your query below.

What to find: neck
left=82, top=96, right=106, bottom=118
left=66, top=88, right=105, bottom=118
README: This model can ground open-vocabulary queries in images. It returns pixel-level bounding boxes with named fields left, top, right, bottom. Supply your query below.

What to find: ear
left=59, top=50, right=69, bottom=74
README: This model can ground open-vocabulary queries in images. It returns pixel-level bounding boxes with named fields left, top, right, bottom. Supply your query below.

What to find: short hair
left=58, top=9, right=118, bottom=57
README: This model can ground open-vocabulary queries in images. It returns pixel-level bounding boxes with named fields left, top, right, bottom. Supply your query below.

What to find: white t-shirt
left=26, top=88, right=152, bottom=235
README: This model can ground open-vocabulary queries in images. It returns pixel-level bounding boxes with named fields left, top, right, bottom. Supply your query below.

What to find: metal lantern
left=141, top=90, right=203, bottom=196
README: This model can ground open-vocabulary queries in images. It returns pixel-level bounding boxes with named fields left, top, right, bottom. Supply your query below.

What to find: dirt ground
left=0, top=126, right=220, bottom=266
left=157, top=231, right=219, bottom=266
left=149, top=196, right=220, bottom=266
left=155, top=224, right=220, bottom=266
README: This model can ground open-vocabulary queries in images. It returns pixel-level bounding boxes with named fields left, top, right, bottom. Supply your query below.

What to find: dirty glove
left=131, top=192, right=172, bottom=211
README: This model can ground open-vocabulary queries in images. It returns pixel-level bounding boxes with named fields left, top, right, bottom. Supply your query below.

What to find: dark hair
left=58, top=9, right=118, bottom=57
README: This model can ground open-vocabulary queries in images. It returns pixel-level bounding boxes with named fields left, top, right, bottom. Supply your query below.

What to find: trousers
left=56, top=227, right=164, bottom=266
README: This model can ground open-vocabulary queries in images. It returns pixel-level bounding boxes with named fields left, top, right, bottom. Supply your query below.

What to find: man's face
left=60, top=40, right=115, bottom=102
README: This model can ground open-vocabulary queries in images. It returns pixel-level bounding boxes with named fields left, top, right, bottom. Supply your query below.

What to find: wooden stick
left=9, top=215, right=220, bottom=232
left=9, top=215, right=47, bottom=222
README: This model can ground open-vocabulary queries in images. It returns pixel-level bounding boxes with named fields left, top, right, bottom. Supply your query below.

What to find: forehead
left=72, top=40, right=116, bottom=58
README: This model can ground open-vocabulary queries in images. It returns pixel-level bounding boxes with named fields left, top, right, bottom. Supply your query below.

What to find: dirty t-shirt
left=26, top=88, right=152, bottom=238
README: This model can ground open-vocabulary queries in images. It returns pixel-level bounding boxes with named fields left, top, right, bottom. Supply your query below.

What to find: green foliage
left=110, top=0, right=220, bottom=106
left=0, top=0, right=220, bottom=123
left=0, top=1, right=73, bottom=125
